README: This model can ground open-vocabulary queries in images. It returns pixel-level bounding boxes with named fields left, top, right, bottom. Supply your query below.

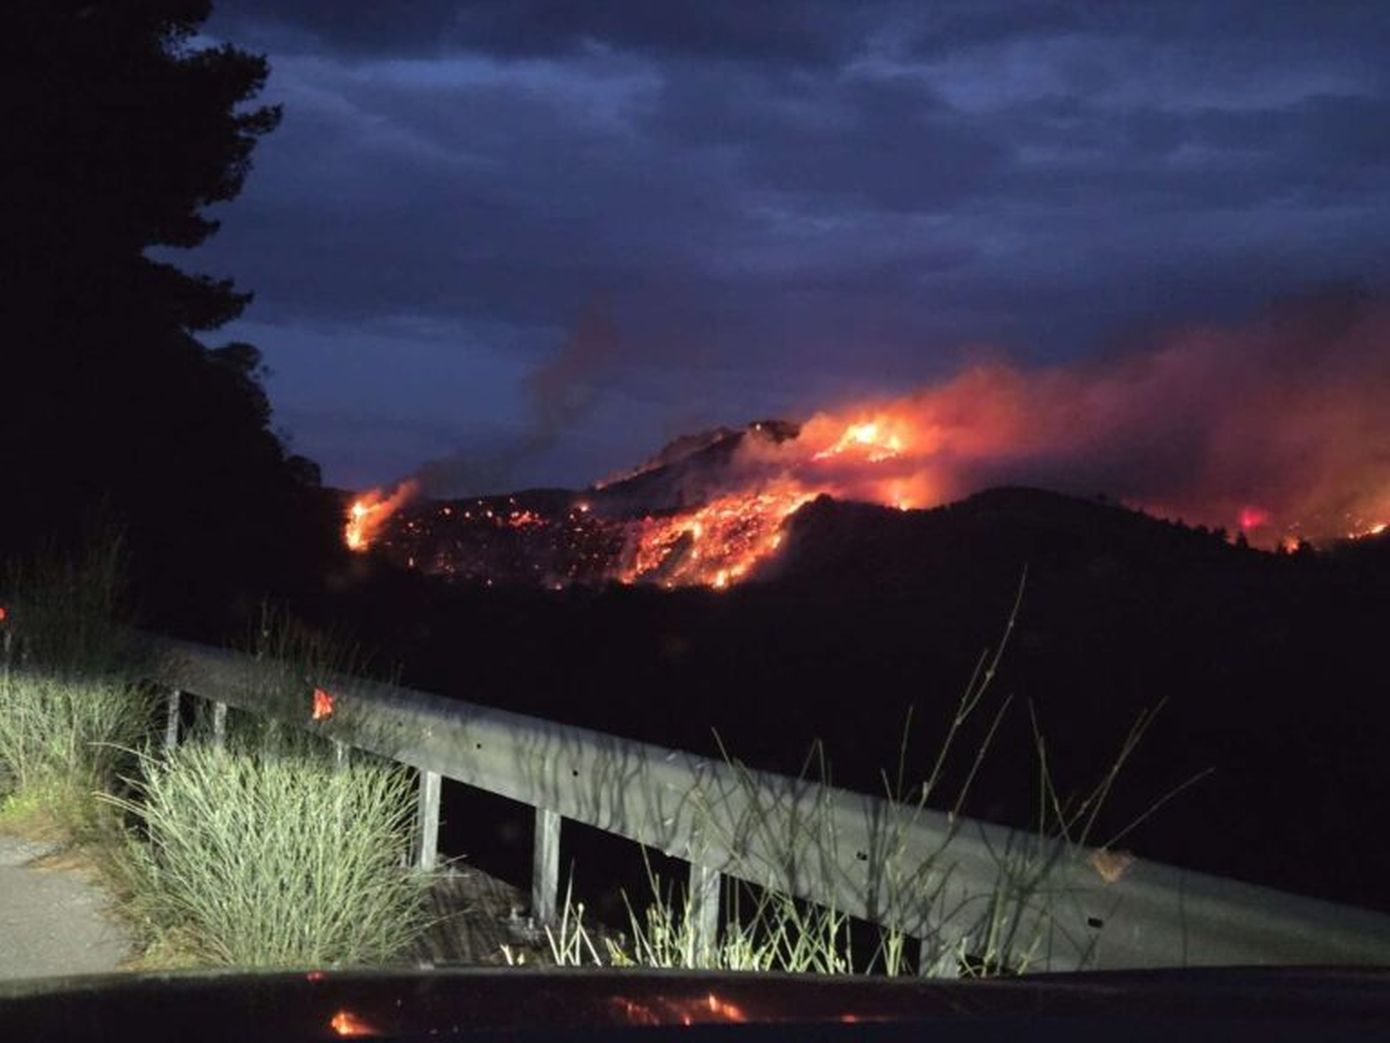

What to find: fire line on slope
left=343, top=296, right=1390, bottom=590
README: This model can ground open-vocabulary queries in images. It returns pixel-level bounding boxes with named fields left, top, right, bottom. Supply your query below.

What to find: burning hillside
left=343, top=423, right=815, bottom=589
left=344, top=290, right=1390, bottom=589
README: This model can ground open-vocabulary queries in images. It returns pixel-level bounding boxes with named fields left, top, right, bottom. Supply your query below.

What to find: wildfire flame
left=610, top=410, right=946, bottom=586
left=621, top=292, right=1390, bottom=580
left=343, top=294, right=1390, bottom=589
left=345, top=481, right=420, bottom=552
left=812, top=419, right=907, bottom=463
left=619, top=482, right=817, bottom=589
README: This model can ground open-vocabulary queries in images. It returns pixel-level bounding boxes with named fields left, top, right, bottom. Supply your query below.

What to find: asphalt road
left=0, top=835, right=131, bottom=980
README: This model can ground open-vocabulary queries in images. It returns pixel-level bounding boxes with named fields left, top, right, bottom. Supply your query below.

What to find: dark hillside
left=296, top=486, right=1390, bottom=913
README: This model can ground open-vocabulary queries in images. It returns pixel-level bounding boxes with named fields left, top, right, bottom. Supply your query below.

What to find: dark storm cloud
left=191, top=0, right=1390, bottom=488
left=642, top=68, right=1009, bottom=212
left=904, top=0, right=1390, bottom=56
left=212, top=0, right=869, bottom=64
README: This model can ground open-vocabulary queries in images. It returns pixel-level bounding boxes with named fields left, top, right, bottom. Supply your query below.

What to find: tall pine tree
left=1, top=2, right=339, bottom=631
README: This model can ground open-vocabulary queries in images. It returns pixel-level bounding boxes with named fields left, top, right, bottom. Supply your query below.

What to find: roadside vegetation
left=510, top=582, right=1197, bottom=977
left=104, top=743, right=428, bottom=967
left=2, top=546, right=1187, bottom=978
left=528, top=702, right=1180, bottom=978
left=0, top=542, right=434, bottom=969
left=0, top=539, right=150, bottom=839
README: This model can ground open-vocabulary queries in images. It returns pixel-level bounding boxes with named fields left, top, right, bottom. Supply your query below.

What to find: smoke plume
left=413, top=302, right=619, bottom=497
left=729, top=285, right=1390, bottom=543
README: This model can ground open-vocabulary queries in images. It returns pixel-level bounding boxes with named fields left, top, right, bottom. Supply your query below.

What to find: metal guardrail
left=139, top=633, right=1390, bottom=974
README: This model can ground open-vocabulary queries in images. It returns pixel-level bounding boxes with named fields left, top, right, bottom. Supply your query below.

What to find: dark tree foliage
left=1, top=1, right=341, bottom=631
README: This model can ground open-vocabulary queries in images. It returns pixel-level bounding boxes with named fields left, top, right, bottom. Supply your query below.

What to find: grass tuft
left=0, top=671, right=154, bottom=839
left=105, top=742, right=433, bottom=968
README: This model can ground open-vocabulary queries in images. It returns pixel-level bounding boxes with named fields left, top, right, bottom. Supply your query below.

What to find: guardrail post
left=333, top=740, right=348, bottom=770
left=415, top=769, right=441, bottom=870
left=163, top=688, right=181, bottom=752
left=211, top=700, right=228, bottom=749
left=687, top=862, right=721, bottom=966
left=532, top=807, right=561, bottom=924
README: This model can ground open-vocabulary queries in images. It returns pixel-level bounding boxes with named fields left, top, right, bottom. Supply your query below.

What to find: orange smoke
left=345, top=481, right=419, bottom=552
left=787, top=295, right=1389, bottom=544
left=621, top=291, right=1390, bottom=583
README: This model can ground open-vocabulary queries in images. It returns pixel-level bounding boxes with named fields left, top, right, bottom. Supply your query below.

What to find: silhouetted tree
left=1, top=2, right=339, bottom=631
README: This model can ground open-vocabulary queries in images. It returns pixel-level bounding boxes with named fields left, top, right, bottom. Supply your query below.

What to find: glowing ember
left=345, top=481, right=419, bottom=552
left=328, top=1009, right=376, bottom=1037
left=312, top=687, right=336, bottom=721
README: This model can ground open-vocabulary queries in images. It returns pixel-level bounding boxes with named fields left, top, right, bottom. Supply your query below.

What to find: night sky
left=180, top=2, right=1390, bottom=495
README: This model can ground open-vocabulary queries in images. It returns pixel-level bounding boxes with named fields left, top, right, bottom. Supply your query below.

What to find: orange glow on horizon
left=336, top=391, right=1390, bottom=590
left=339, top=300, right=1390, bottom=590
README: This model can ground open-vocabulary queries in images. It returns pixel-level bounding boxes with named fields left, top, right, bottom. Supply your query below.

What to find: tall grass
left=3, top=535, right=133, bottom=678
left=539, top=700, right=1183, bottom=977
left=106, top=742, right=433, bottom=967
left=619, top=875, right=856, bottom=974
left=536, top=864, right=861, bottom=974
left=2, top=540, right=435, bottom=969
left=0, top=537, right=153, bottom=836
left=0, top=672, right=154, bottom=836
left=103, top=607, right=436, bottom=969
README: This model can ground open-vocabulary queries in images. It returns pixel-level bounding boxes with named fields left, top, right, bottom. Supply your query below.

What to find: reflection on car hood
left=2, top=965, right=1389, bottom=1042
